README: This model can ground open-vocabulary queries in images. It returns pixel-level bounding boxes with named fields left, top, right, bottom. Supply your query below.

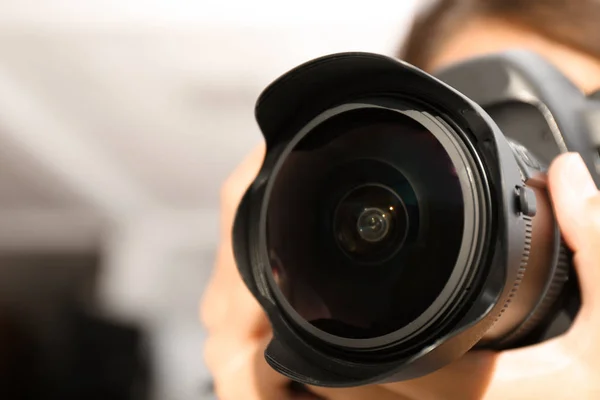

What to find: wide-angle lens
left=266, top=107, right=465, bottom=341
left=233, top=51, right=578, bottom=385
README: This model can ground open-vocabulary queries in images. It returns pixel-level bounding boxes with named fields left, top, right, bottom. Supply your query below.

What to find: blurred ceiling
left=0, top=0, right=417, bottom=249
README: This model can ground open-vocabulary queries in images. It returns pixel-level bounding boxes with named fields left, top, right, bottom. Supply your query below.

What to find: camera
left=232, top=50, right=600, bottom=386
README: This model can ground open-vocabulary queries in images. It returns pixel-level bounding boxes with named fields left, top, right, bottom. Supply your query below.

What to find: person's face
left=427, top=17, right=600, bottom=94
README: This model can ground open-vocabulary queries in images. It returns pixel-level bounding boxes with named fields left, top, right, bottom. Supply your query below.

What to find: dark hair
left=399, top=0, right=600, bottom=70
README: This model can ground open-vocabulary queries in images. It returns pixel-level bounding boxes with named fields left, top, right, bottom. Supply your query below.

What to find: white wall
left=0, top=0, right=418, bottom=213
left=0, top=1, right=419, bottom=398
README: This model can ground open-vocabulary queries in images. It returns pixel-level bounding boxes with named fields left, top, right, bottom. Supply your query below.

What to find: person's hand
left=202, top=150, right=600, bottom=400
left=201, top=145, right=319, bottom=399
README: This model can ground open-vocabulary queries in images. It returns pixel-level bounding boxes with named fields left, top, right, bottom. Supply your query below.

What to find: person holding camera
left=202, top=1, right=600, bottom=399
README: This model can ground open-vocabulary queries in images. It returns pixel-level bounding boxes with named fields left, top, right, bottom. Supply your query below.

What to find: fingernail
left=563, top=153, right=598, bottom=200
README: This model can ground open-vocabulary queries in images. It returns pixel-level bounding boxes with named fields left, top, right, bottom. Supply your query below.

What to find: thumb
left=548, top=152, right=600, bottom=307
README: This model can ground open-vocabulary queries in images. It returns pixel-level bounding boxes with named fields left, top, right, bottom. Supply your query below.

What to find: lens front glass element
left=266, top=107, right=466, bottom=341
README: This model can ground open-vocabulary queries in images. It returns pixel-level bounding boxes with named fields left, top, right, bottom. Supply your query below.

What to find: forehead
left=428, top=17, right=600, bottom=94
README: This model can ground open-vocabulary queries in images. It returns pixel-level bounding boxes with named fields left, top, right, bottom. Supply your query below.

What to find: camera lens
left=234, top=52, right=575, bottom=385
left=334, top=184, right=408, bottom=264
left=266, top=107, right=467, bottom=342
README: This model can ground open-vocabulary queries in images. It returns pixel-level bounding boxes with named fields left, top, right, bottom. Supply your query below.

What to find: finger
left=200, top=242, right=269, bottom=337
left=548, top=152, right=598, bottom=252
left=207, top=335, right=292, bottom=400
left=200, top=244, right=234, bottom=331
left=201, top=144, right=267, bottom=334
left=381, top=351, right=497, bottom=400
left=220, top=144, right=266, bottom=242
left=310, top=384, right=409, bottom=400
left=548, top=153, right=600, bottom=305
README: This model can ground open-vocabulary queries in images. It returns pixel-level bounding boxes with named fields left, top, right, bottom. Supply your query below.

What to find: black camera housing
left=233, top=50, right=600, bottom=386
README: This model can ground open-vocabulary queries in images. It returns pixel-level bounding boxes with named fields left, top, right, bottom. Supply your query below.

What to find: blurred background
left=0, top=1, right=418, bottom=399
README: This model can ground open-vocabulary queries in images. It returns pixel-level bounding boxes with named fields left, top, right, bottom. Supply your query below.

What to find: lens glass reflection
left=334, top=184, right=408, bottom=264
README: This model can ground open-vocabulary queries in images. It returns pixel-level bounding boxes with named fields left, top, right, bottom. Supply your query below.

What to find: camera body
left=233, top=50, right=600, bottom=386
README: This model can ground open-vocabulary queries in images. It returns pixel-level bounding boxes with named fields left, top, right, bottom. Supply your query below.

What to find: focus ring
left=499, top=241, right=570, bottom=345
left=492, top=214, right=532, bottom=325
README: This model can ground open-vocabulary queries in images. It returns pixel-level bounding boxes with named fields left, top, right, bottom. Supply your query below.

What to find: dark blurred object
left=0, top=253, right=152, bottom=400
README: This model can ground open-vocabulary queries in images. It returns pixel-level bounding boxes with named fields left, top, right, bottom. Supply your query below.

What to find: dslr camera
left=232, top=50, right=600, bottom=386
